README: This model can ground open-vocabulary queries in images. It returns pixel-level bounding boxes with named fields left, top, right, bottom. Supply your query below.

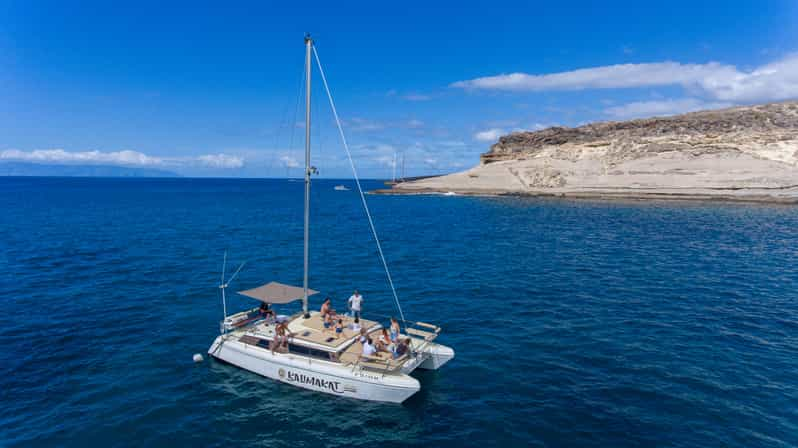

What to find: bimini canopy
left=237, top=281, right=318, bottom=304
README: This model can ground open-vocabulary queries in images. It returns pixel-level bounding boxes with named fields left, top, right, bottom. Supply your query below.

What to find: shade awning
left=237, top=281, right=318, bottom=304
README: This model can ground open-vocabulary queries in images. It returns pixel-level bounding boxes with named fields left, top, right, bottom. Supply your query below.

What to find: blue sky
left=1, top=1, right=797, bottom=177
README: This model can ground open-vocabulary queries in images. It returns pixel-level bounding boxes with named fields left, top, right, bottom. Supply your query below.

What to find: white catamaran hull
left=416, top=342, right=455, bottom=370
left=208, top=335, right=421, bottom=403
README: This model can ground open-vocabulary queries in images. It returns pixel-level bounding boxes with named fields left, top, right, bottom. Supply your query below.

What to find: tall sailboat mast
left=392, top=151, right=397, bottom=183
left=302, top=34, right=312, bottom=318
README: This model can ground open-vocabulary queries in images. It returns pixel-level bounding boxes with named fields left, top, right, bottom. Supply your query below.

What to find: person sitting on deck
left=361, top=337, right=376, bottom=359
left=389, top=317, right=401, bottom=343
left=258, top=302, right=275, bottom=320
left=323, top=313, right=334, bottom=332
left=351, top=317, right=361, bottom=333
left=358, top=328, right=367, bottom=343
left=272, top=321, right=293, bottom=354
left=335, top=318, right=344, bottom=339
left=379, top=328, right=395, bottom=353
left=393, top=337, right=411, bottom=359
left=320, top=297, right=336, bottom=318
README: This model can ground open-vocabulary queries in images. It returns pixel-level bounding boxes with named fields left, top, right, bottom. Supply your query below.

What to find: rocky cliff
left=383, top=101, right=798, bottom=202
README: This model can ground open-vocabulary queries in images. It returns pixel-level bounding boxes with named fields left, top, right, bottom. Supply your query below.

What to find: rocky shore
left=378, top=101, right=798, bottom=203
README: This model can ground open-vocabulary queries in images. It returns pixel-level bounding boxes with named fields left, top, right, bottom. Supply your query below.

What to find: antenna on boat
left=219, top=250, right=246, bottom=334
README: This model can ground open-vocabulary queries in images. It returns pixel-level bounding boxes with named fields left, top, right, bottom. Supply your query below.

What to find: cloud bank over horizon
left=0, top=149, right=244, bottom=169
left=451, top=53, right=798, bottom=104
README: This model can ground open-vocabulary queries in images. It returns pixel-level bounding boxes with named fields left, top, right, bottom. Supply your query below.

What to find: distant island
left=0, top=162, right=178, bottom=178
left=380, top=101, right=798, bottom=203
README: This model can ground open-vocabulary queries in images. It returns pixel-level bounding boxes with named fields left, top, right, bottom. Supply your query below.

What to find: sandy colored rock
left=381, top=101, right=798, bottom=203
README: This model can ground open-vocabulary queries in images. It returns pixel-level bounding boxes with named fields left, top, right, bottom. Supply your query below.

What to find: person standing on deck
left=348, top=290, right=363, bottom=319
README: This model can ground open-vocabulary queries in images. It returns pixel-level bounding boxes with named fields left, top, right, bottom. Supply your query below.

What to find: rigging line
left=312, top=45, right=406, bottom=325
left=287, top=54, right=307, bottom=174
left=272, top=54, right=304, bottom=161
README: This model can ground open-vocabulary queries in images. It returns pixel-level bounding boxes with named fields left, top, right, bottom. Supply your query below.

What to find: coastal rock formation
left=384, top=101, right=798, bottom=202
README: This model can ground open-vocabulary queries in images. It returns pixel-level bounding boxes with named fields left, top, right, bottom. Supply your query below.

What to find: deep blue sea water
left=2, top=177, right=798, bottom=447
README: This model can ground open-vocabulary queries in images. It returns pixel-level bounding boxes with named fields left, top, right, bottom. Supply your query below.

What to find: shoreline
left=372, top=186, right=798, bottom=204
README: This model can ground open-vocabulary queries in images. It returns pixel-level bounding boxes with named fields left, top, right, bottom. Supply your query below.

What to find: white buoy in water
left=193, top=353, right=204, bottom=363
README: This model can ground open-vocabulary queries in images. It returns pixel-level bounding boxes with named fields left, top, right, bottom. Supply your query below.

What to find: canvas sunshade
left=238, top=281, right=318, bottom=304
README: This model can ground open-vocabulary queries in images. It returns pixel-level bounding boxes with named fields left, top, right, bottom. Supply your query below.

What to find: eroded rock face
left=481, top=101, right=798, bottom=166
left=383, top=101, right=798, bottom=202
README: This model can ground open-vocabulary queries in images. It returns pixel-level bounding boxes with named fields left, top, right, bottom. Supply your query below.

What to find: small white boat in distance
left=334, top=184, right=350, bottom=191
left=208, top=35, right=454, bottom=403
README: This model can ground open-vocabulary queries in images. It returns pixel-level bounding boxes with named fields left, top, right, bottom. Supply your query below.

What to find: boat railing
left=357, top=312, right=442, bottom=354
left=358, top=312, right=442, bottom=337
left=352, top=352, right=410, bottom=376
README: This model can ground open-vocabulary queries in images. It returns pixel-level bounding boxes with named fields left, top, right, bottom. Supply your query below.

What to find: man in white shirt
left=347, top=289, right=363, bottom=319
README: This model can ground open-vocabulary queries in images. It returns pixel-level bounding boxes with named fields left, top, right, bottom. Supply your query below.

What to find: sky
left=1, top=0, right=797, bottom=178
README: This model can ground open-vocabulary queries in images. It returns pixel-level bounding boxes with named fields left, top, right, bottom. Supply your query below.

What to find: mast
left=302, top=34, right=312, bottom=318
left=392, top=151, right=397, bottom=183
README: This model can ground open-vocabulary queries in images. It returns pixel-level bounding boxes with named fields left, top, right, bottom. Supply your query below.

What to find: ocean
left=1, top=177, right=797, bottom=447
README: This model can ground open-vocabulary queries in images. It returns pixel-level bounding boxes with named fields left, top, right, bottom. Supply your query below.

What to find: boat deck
left=337, top=328, right=412, bottom=371
left=234, top=311, right=420, bottom=372
left=286, top=313, right=409, bottom=371
left=287, top=312, right=380, bottom=350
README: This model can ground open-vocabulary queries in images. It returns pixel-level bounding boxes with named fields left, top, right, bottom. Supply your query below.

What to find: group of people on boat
left=320, top=290, right=364, bottom=339
left=264, top=289, right=410, bottom=361
left=359, top=317, right=410, bottom=361
left=320, top=290, right=363, bottom=319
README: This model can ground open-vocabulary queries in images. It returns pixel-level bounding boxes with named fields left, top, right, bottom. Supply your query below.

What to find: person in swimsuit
left=323, top=313, right=334, bottom=332
left=320, top=298, right=334, bottom=318
left=380, top=328, right=394, bottom=353
left=335, top=318, right=344, bottom=339
left=389, top=317, right=401, bottom=343
left=272, top=321, right=293, bottom=354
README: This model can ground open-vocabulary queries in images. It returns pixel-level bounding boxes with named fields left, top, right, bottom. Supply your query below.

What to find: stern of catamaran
left=398, top=320, right=455, bottom=372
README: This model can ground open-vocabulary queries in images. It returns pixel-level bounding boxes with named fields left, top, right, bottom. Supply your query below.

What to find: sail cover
left=237, top=281, right=318, bottom=304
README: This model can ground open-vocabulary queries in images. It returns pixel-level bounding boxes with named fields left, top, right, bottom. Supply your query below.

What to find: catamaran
left=207, top=35, right=454, bottom=403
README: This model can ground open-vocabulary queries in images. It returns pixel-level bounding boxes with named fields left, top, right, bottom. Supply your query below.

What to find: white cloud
left=345, top=117, right=384, bottom=132
left=529, top=123, right=556, bottom=131
left=374, top=155, right=396, bottom=167
left=279, top=155, right=300, bottom=168
left=436, top=140, right=467, bottom=148
left=0, top=148, right=245, bottom=169
left=451, top=54, right=798, bottom=103
left=353, top=143, right=396, bottom=154
left=0, top=149, right=163, bottom=166
left=452, top=62, right=735, bottom=91
left=423, top=158, right=438, bottom=167
left=604, top=98, right=732, bottom=120
left=474, top=128, right=505, bottom=142
left=197, top=153, right=244, bottom=168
